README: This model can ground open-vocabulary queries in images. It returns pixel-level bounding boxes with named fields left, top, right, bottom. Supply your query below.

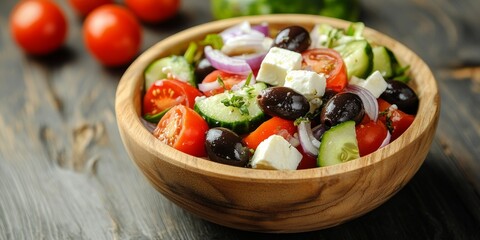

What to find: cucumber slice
left=194, top=83, right=267, bottom=134
left=144, top=55, right=196, bottom=90
left=334, top=40, right=373, bottom=79
left=318, top=121, right=360, bottom=167
left=371, top=46, right=394, bottom=78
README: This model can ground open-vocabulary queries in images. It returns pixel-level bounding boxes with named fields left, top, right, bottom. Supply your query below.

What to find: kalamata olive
left=321, top=92, right=365, bottom=128
left=205, top=127, right=250, bottom=167
left=380, top=80, right=419, bottom=114
left=322, top=89, right=339, bottom=104
left=194, top=58, right=215, bottom=83
left=257, top=86, right=310, bottom=120
left=272, top=26, right=311, bottom=53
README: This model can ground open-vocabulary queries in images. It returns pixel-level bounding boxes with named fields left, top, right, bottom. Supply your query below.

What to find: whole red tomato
left=10, top=0, right=67, bottom=55
left=68, top=0, right=113, bottom=16
left=83, top=5, right=142, bottom=66
left=125, top=0, right=180, bottom=23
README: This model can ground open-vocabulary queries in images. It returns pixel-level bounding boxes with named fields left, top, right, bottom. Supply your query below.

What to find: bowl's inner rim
left=117, top=14, right=439, bottom=181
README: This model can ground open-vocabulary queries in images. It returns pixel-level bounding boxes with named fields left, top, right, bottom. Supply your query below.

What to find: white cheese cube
left=256, top=47, right=302, bottom=86
left=250, top=135, right=302, bottom=170
left=284, top=70, right=326, bottom=100
left=349, top=70, right=388, bottom=98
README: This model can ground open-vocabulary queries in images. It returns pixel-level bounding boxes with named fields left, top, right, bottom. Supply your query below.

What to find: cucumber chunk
left=194, top=83, right=267, bottom=134
left=144, top=55, right=196, bottom=90
left=318, top=121, right=360, bottom=167
left=334, top=40, right=373, bottom=79
left=372, top=46, right=394, bottom=78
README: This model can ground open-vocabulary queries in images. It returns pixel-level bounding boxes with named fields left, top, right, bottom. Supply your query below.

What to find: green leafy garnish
left=216, top=75, right=226, bottom=90
left=221, top=94, right=249, bottom=115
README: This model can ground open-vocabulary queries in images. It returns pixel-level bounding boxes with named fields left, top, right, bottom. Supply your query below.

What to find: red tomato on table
left=83, top=5, right=142, bottom=66
left=200, top=70, right=246, bottom=96
left=68, top=0, right=113, bottom=16
left=301, top=48, right=347, bottom=92
left=125, top=0, right=180, bottom=23
left=153, top=105, right=208, bottom=157
left=10, top=0, right=67, bottom=55
left=355, top=120, right=388, bottom=157
left=143, top=79, right=202, bottom=116
left=243, top=117, right=296, bottom=150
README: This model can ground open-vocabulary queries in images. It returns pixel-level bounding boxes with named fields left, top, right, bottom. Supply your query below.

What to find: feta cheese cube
left=349, top=70, right=388, bottom=98
left=256, top=47, right=302, bottom=86
left=284, top=70, right=326, bottom=100
left=250, top=135, right=302, bottom=170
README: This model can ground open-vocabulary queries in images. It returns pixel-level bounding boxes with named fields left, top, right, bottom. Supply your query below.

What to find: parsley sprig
left=221, top=94, right=249, bottom=115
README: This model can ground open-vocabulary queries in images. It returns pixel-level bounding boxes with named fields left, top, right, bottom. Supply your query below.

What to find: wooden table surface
left=1, top=0, right=479, bottom=239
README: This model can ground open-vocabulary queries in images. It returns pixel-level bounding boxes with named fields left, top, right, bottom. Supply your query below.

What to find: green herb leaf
left=216, top=75, right=226, bottom=90
left=221, top=94, right=249, bottom=115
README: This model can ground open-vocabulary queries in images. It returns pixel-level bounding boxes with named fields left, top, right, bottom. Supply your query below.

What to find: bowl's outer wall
left=116, top=15, right=440, bottom=233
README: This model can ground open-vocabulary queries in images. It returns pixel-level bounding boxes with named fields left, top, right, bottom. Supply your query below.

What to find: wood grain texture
left=1, top=0, right=479, bottom=239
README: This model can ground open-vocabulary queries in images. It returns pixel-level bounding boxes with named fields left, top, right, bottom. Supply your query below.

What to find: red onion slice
left=221, top=33, right=269, bottom=55
left=220, top=21, right=252, bottom=42
left=298, top=121, right=320, bottom=156
left=198, top=80, right=221, bottom=93
left=233, top=52, right=267, bottom=71
left=379, top=130, right=391, bottom=149
left=252, top=23, right=269, bottom=37
left=204, top=46, right=252, bottom=75
left=346, top=84, right=379, bottom=122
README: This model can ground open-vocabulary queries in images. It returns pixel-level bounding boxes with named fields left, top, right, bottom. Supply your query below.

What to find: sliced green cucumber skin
left=372, top=46, right=394, bottom=78
left=318, top=121, right=360, bottom=167
left=194, top=83, right=267, bottom=134
left=335, top=40, right=373, bottom=79
left=144, top=55, right=196, bottom=90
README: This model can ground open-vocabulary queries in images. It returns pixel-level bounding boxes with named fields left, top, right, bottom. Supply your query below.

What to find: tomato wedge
left=378, top=98, right=415, bottom=141
left=301, top=48, right=348, bottom=92
left=200, top=70, right=246, bottom=96
left=153, top=105, right=208, bottom=157
left=355, top=120, right=388, bottom=156
left=296, top=146, right=318, bottom=169
left=243, top=117, right=296, bottom=150
left=143, top=79, right=202, bottom=118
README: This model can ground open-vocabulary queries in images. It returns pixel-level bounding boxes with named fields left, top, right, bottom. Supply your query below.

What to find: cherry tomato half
left=301, top=48, right=347, bottom=92
left=200, top=70, right=246, bottom=96
left=378, top=98, right=415, bottom=141
left=143, top=79, right=202, bottom=116
left=125, top=0, right=180, bottom=23
left=153, top=105, right=208, bottom=157
left=68, top=0, right=113, bottom=16
left=355, top=120, right=388, bottom=157
left=243, top=117, right=296, bottom=150
left=83, top=5, right=142, bottom=66
left=10, top=0, right=67, bottom=55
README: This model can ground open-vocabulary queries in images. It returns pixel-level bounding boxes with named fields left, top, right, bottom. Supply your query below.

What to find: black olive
left=322, top=89, right=339, bottom=104
left=320, top=92, right=364, bottom=128
left=272, top=26, right=311, bottom=53
left=194, top=58, right=215, bottom=83
left=257, top=86, right=310, bottom=120
left=380, top=80, right=419, bottom=114
left=205, top=127, right=250, bottom=167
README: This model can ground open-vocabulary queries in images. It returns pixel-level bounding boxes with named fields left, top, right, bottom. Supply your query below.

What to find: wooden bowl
left=115, top=15, right=440, bottom=233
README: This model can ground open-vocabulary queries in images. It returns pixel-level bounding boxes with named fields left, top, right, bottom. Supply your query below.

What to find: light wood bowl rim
left=116, top=14, right=439, bottom=183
